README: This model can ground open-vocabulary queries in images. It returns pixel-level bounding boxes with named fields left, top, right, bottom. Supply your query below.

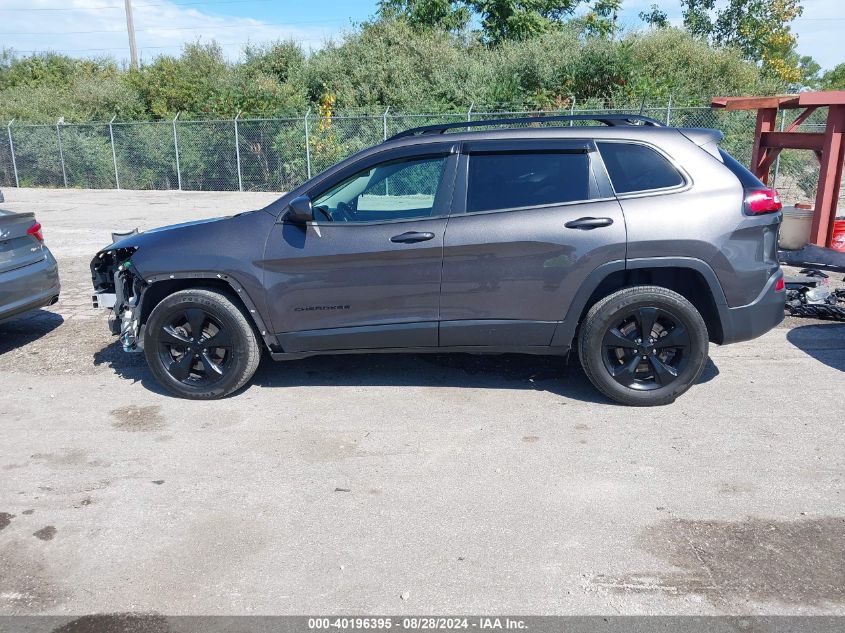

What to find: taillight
left=27, top=221, right=44, bottom=242
left=774, top=277, right=785, bottom=292
left=744, top=187, right=782, bottom=215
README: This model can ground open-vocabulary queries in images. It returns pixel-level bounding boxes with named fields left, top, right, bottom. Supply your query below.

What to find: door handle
left=390, top=231, right=435, bottom=243
left=564, top=217, right=614, bottom=230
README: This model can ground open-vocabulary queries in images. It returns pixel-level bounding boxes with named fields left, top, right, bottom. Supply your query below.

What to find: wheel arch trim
left=550, top=257, right=730, bottom=348
left=140, top=271, right=279, bottom=350
left=625, top=256, right=729, bottom=305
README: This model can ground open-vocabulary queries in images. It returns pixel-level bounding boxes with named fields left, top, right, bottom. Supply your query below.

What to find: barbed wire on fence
left=0, top=102, right=837, bottom=206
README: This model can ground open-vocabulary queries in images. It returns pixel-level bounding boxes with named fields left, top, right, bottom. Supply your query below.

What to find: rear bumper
left=719, top=270, right=785, bottom=345
left=0, top=252, right=61, bottom=324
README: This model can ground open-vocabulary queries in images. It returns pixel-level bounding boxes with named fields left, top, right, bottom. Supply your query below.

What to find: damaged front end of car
left=91, top=246, right=146, bottom=352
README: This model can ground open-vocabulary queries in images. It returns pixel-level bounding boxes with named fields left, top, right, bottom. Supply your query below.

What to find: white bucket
left=779, top=204, right=814, bottom=250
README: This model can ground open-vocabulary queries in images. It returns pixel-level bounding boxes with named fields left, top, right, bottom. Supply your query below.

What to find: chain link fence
left=0, top=102, right=838, bottom=209
left=112, top=121, right=177, bottom=190
left=769, top=107, right=832, bottom=207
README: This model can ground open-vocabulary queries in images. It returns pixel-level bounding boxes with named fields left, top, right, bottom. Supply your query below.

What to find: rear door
left=439, top=139, right=626, bottom=347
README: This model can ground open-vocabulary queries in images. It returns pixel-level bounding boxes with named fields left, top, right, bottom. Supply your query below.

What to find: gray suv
left=91, top=115, right=785, bottom=405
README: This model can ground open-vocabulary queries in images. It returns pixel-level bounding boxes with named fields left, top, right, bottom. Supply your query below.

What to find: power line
left=0, top=18, right=348, bottom=36
left=0, top=0, right=275, bottom=11
left=638, top=13, right=845, bottom=22
left=8, top=38, right=329, bottom=54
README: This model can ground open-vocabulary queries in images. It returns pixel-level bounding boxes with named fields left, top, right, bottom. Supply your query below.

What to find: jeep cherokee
left=91, top=114, right=785, bottom=405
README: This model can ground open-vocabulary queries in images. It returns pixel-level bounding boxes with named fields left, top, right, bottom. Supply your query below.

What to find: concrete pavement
left=0, top=188, right=843, bottom=616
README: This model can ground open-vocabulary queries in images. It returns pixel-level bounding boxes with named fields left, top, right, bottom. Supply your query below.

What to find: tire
left=143, top=288, right=261, bottom=400
left=577, top=285, right=709, bottom=406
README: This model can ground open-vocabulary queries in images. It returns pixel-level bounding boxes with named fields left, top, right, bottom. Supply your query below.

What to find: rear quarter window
left=597, top=142, right=685, bottom=194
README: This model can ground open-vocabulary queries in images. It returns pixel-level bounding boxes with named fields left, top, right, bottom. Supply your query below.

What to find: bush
left=0, top=21, right=782, bottom=124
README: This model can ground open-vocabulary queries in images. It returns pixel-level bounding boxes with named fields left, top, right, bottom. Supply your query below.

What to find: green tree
left=639, top=4, right=669, bottom=28
left=0, top=50, right=145, bottom=122
left=127, top=41, right=231, bottom=118
left=795, top=55, right=822, bottom=89
left=377, top=0, right=471, bottom=31
left=0, top=20, right=781, bottom=124
left=583, top=0, right=622, bottom=38
left=124, top=40, right=305, bottom=118
left=242, top=40, right=306, bottom=84
left=0, top=49, right=118, bottom=91
left=378, top=1, right=599, bottom=44
left=304, top=19, right=469, bottom=109
left=821, top=63, right=845, bottom=90
left=468, top=0, right=583, bottom=43
left=681, top=0, right=716, bottom=39
left=624, top=27, right=778, bottom=100
left=680, top=0, right=804, bottom=83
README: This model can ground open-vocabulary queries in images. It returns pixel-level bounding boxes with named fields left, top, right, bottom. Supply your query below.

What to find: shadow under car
left=93, top=342, right=720, bottom=404
left=0, top=309, right=64, bottom=354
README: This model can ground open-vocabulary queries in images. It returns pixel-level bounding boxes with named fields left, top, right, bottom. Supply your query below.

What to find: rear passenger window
left=597, top=142, right=684, bottom=194
left=466, top=152, right=591, bottom=213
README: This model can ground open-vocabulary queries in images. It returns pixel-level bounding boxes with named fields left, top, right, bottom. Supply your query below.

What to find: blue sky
left=194, top=0, right=375, bottom=24
left=0, top=0, right=842, bottom=70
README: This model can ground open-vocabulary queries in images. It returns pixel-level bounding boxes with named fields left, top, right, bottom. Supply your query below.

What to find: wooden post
left=810, top=104, right=845, bottom=247
left=750, top=107, right=778, bottom=183
left=712, top=93, right=845, bottom=248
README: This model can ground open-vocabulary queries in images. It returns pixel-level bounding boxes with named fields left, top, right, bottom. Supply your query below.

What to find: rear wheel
left=144, top=289, right=261, bottom=399
left=577, top=286, right=709, bottom=406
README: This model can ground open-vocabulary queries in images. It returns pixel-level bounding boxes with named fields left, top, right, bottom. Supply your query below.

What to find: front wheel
left=577, top=286, right=709, bottom=406
left=144, top=288, right=261, bottom=399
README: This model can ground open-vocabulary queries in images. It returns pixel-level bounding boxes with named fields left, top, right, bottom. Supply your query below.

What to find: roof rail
left=389, top=114, right=665, bottom=140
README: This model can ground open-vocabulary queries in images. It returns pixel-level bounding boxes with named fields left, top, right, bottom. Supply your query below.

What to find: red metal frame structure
left=711, top=91, right=845, bottom=248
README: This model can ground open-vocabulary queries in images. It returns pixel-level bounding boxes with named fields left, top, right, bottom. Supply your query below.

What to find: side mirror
left=288, top=195, right=313, bottom=224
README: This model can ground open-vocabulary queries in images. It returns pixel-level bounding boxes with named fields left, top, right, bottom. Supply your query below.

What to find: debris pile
left=785, top=269, right=845, bottom=321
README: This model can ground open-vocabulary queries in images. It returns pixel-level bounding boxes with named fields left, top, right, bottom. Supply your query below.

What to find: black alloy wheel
left=157, top=308, right=233, bottom=385
left=578, top=286, right=709, bottom=406
left=144, top=289, right=261, bottom=399
left=601, top=306, right=690, bottom=391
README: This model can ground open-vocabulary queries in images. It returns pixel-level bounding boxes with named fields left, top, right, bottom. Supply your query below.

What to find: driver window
left=312, top=156, right=447, bottom=223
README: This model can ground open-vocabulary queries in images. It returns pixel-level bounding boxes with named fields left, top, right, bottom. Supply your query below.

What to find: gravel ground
left=0, top=188, right=843, bottom=617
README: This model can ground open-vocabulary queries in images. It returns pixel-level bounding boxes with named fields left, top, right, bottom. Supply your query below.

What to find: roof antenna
left=638, top=95, right=647, bottom=117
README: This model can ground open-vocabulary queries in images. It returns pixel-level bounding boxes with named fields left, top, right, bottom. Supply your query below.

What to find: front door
left=263, top=147, right=457, bottom=353
left=439, top=139, right=626, bottom=347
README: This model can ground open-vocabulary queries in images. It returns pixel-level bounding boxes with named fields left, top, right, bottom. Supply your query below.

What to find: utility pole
left=124, top=0, right=138, bottom=69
